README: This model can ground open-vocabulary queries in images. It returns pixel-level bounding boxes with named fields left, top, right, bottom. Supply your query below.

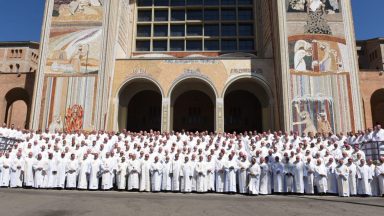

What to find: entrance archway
left=223, top=77, right=272, bottom=133
left=371, top=89, right=384, bottom=126
left=4, top=88, right=30, bottom=129
left=118, top=79, right=163, bottom=132
left=170, top=78, right=216, bottom=132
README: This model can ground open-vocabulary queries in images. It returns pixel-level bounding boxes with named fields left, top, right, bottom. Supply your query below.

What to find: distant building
left=0, top=41, right=39, bottom=129
left=357, top=38, right=384, bottom=128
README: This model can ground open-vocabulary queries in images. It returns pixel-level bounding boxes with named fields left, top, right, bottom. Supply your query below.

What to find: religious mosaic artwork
left=46, top=0, right=104, bottom=74
left=287, top=0, right=340, bottom=35
left=287, top=0, right=340, bottom=14
left=288, top=35, right=354, bottom=134
left=65, top=104, right=84, bottom=132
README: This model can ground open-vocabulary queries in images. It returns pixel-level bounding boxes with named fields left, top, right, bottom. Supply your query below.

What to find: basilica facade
left=30, top=0, right=364, bottom=134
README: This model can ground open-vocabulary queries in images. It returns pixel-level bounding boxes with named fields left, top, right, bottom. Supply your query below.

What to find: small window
left=205, top=40, right=220, bottom=51
left=187, top=9, right=203, bottom=20
left=238, top=9, right=253, bottom=20
left=171, top=0, right=185, bottom=6
left=137, top=25, right=151, bottom=37
left=154, top=25, right=168, bottom=37
left=222, top=24, right=237, bottom=36
left=204, top=0, right=219, bottom=6
left=239, top=24, right=254, bottom=36
left=138, top=10, right=152, bottom=22
left=137, top=0, right=152, bottom=7
left=204, top=9, right=219, bottom=21
left=205, top=24, right=220, bottom=36
left=170, top=40, right=185, bottom=51
left=155, top=10, right=168, bottom=21
left=239, top=39, right=254, bottom=50
left=154, top=0, right=168, bottom=6
left=221, top=9, right=236, bottom=20
left=171, top=9, right=185, bottom=21
left=186, top=40, right=202, bottom=51
left=221, top=39, right=237, bottom=51
left=238, top=0, right=253, bottom=5
left=222, top=0, right=236, bottom=5
left=171, top=25, right=185, bottom=36
left=186, top=0, right=202, bottom=6
left=136, top=40, right=151, bottom=51
left=153, top=40, right=168, bottom=51
left=187, top=24, right=202, bottom=36
left=9, top=65, right=14, bottom=72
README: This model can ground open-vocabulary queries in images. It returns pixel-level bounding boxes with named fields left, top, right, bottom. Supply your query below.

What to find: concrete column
left=162, top=98, right=170, bottom=132
left=216, top=98, right=224, bottom=133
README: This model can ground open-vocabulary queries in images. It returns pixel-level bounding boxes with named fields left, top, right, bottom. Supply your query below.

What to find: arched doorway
left=118, top=79, right=163, bottom=132
left=170, top=78, right=216, bottom=132
left=4, top=88, right=30, bottom=129
left=223, top=77, right=272, bottom=133
left=371, top=89, right=384, bottom=126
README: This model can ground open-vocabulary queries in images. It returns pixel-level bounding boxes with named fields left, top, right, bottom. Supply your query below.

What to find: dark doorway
left=371, top=89, right=384, bottom=126
left=224, top=90, right=262, bottom=133
left=173, top=90, right=214, bottom=132
left=126, top=90, right=162, bottom=132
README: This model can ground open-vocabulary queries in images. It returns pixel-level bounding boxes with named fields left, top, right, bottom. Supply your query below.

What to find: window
left=9, top=65, right=13, bottom=72
left=186, top=40, right=202, bottom=51
left=154, top=0, right=168, bottom=6
left=204, top=9, right=219, bottom=21
left=187, top=9, right=203, bottom=20
left=205, top=40, right=220, bottom=51
left=187, top=25, right=202, bottom=36
left=138, top=10, right=152, bottom=22
left=137, top=0, right=152, bottom=6
left=239, top=39, right=254, bottom=50
left=222, top=0, right=236, bottom=5
left=153, top=40, right=168, bottom=51
left=155, top=10, right=168, bottom=21
left=205, top=24, right=219, bottom=36
left=221, top=9, right=236, bottom=20
left=171, top=0, right=185, bottom=6
left=238, top=0, right=253, bottom=5
left=171, top=25, right=185, bottom=36
left=171, top=9, right=185, bottom=21
left=137, top=25, right=151, bottom=37
left=239, top=24, right=253, bottom=36
left=238, top=9, right=253, bottom=20
left=154, top=25, right=168, bottom=37
left=204, top=0, right=219, bottom=6
left=187, top=0, right=202, bottom=5
left=16, top=64, right=20, bottom=73
left=136, top=40, right=151, bottom=51
left=221, top=24, right=236, bottom=36
left=170, top=40, right=185, bottom=51
left=222, top=39, right=237, bottom=51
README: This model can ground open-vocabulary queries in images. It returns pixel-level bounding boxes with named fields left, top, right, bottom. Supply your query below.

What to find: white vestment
left=89, top=159, right=101, bottom=190
left=47, top=158, right=59, bottom=188
left=195, top=161, right=207, bottom=192
left=10, top=157, right=24, bottom=188
left=140, top=160, right=151, bottom=192
left=248, top=163, right=260, bottom=195
left=335, top=164, right=350, bottom=197
left=170, top=160, right=182, bottom=192
left=347, top=163, right=357, bottom=195
left=375, top=163, right=384, bottom=196
left=150, top=162, right=163, bottom=192
left=23, top=157, right=35, bottom=187
left=77, top=159, right=91, bottom=189
left=1, top=158, right=11, bottom=187
left=292, top=161, right=305, bottom=194
left=117, top=162, right=128, bottom=190
left=314, top=164, right=328, bottom=193
left=161, top=161, right=172, bottom=191
left=357, top=164, right=373, bottom=196
left=238, top=159, right=250, bottom=194
left=56, top=157, right=67, bottom=188
left=215, top=159, right=225, bottom=193
left=259, top=163, right=270, bottom=195
left=205, top=160, right=215, bottom=191
left=34, top=159, right=49, bottom=188
left=100, top=158, right=113, bottom=190
left=127, top=160, right=140, bottom=190
left=180, top=162, right=193, bottom=193
left=224, top=159, right=238, bottom=193
left=272, top=162, right=284, bottom=193
left=66, top=159, right=79, bottom=188
left=326, top=162, right=338, bottom=194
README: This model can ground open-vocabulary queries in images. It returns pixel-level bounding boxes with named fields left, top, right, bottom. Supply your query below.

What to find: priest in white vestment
left=161, top=156, right=172, bottom=191
left=56, top=153, right=68, bottom=189
left=259, top=157, right=270, bottom=195
left=224, top=154, right=238, bottom=193
left=150, top=156, right=163, bottom=192
left=272, top=156, right=284, bottom=193
left=23, top=152, right=35, bottom=187
left=0, top=153, right=11, bottom=187
left=127, top=155, right=140, bottom=191
left=346, top=158, right=357, bottom=196
left=356, top=159, right=373, bottom=196
left=10, top=153, right=24, bottom=188
left=292, top=156, right=305, bottom=194
left=195, top=155, right=207, bottom=193
left=89, top=154, right=101, bottom=190
left=248, top=157, right=260, bottom=195
left=325, top=158, right=338, bottom=194
left=33, top=154, right=49, bottom=188
left=304, top=157, right=315, bottom=194
left=375, top=157, right=384, bottom=196
left=237, top=155, right=250, bottom=194
left=77, top=154, right=91, bottom=190
left=65, top=154, right=79, bottom=189
left=117, top=157, right=128, bottom=190
left=170, top=155, right=182, bottom=192
left=335, top=159, right=350, bottom=197
left=215, top=153, right=225, bottom=193
left=140, top=154, right=151, bottom=192
left=205, top=155, right=215, bottom=192
left=314, top=159, right=328, bottom=194
left=180, top=156, right=193, bottom=193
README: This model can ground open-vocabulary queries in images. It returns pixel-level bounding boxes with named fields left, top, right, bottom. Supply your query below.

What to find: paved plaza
left=0, top=189, right=382, bottom=216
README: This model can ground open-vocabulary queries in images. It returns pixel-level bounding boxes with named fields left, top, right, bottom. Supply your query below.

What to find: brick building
left=0, top=41, right=39, bottom=129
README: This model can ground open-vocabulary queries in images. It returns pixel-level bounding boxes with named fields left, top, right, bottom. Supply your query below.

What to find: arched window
left=9, top=64, right=13, bottom=72
left=16, top=64, right=20, bottom=73
left=11, top=50, right=14, bottom=58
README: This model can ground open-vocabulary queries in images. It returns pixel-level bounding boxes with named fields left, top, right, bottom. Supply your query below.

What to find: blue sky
left=0, top=0, right=383, bottom=41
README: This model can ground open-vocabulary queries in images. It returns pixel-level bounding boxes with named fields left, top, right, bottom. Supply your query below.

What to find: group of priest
left=0, top=123, right=383, bottom=197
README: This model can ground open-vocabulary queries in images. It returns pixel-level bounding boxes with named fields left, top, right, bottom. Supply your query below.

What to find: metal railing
left=0, top=136, right=20, bottom=153
left=360, top=141, right=384, bottom=161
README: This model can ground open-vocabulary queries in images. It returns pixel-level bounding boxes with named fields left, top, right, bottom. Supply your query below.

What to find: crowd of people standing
left=0, top=123, right=383, bottom=197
